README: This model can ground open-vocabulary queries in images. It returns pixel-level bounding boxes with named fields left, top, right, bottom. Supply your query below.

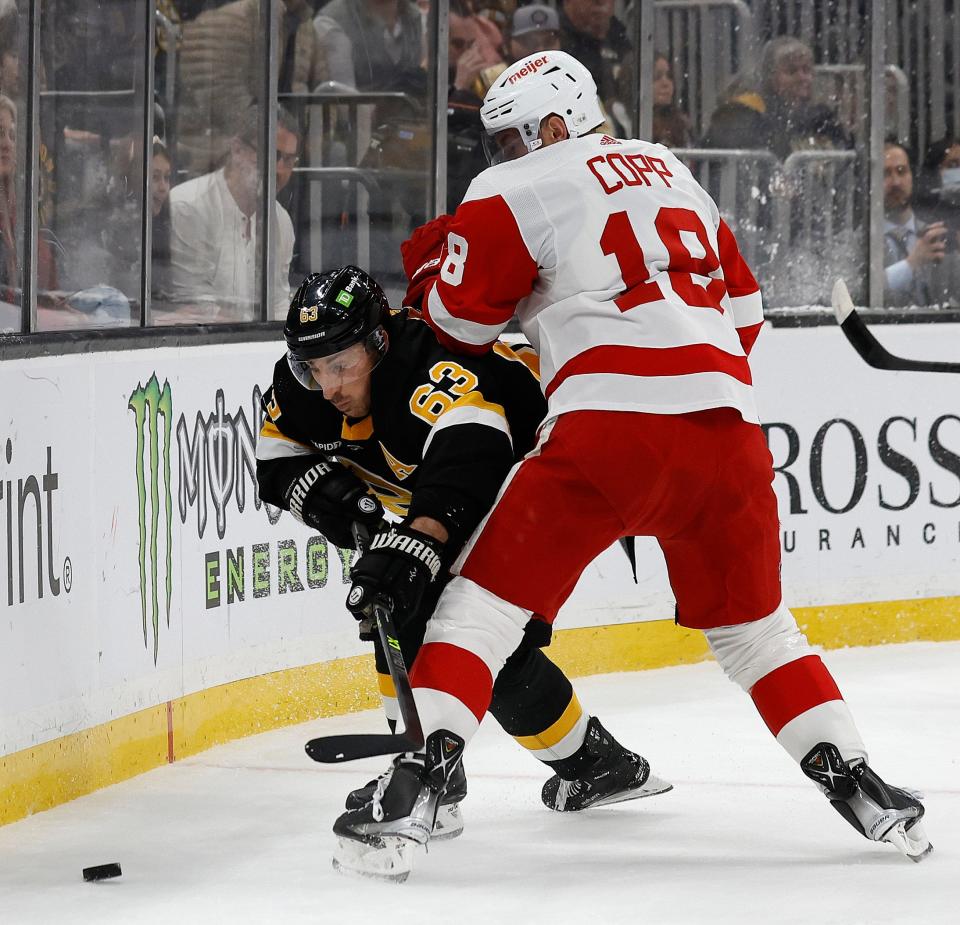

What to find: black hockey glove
left=284, top=460, right=384, bottom=549
left=345, top=524, right=444, bottom=631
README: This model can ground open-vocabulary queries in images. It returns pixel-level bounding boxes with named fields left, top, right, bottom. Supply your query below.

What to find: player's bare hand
left=909, top=222, right=948, bottom=267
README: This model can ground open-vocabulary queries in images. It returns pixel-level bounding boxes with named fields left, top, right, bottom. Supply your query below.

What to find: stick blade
left=831, top=278, right=855, bottom=324
left=305, top=730, right=424, bottom=764
left=831, top=278, right=960, bottom=373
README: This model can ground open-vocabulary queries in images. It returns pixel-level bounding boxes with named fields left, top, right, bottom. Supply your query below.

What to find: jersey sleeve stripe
left=492, top=341, right=542, bottom=380
left=424, top=284, right=509, bottom=352
left=728, top=289, right=764, bottom=328
left=255, top=421, right=315, bottom=461
left=544, top=343, right=753, bottom=400
left=422, top=392, right=512, bottom=456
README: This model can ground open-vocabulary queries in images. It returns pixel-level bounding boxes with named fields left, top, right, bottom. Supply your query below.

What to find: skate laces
left=554, top=778, right=582, bottom=810
left=370, top=754, right=427, bottom=823
left=370, top=769, right=393, bottom=823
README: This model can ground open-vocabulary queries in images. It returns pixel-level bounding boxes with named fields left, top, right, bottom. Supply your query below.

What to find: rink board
left=1, top=323, right=959, bottom=824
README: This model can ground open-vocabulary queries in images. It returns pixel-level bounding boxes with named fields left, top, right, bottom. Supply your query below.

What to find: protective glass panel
left=157, top=0, right=271, bottom=324
left=660, top=2, right=868, bottom=312
left=36, top=0, right=147, bottom=331
left=289, top=0, right=435, bottom=308
left=881, top=0, right=960, bottom=311
left=0, top=2, right=28, bottom=334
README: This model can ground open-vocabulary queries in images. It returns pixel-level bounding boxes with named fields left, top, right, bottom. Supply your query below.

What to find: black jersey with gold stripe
left=256, top=311, right=546, bottom=552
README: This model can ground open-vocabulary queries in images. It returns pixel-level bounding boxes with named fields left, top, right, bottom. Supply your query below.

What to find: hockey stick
left=832, top=279, right=960, bottom=373
left=305, top=598, right=425, bottom=763
left=305, top=518, right=423, bottom=763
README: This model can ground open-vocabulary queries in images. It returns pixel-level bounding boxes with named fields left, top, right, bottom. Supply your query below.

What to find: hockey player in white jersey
left=332, top=49, right=931, bottom=879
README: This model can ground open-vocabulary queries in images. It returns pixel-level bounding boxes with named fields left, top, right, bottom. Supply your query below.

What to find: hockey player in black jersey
left=256, top=266, right=671, bottom=874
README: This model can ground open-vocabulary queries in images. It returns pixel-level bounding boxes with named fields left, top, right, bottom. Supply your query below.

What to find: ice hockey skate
left=333, top=731, right=465, bottom=882
left=541, top=717, right=673, bottom=812
left=344, top=755, right=467, bottom=840
left=802, top=742, right=932, bottom=862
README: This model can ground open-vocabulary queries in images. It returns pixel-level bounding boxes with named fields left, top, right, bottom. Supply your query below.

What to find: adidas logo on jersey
left=599, top=135, right=620, bottom=146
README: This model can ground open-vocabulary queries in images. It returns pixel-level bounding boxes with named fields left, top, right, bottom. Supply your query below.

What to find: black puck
left=83, top=863, right=122, bottom=882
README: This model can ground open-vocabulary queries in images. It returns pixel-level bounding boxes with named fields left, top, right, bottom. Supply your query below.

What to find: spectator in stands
left=446, top=0, right=505, bottom=208
left=474, top=3, right=562, bottom=93
left=559, top=0, right=631, bottom=113
left=365, top=1, right=503, bottom=212
left=507, top=4, right=562, bottom=62
left=0, top=93, right=58, bottom=300
left=917, top=135, right=960, bottom=215
left=312, top=13, right=357, bottom=87
left=169, top=108, right=300, bottom=321
left=449, top=0, right=505, bottom=100
left=178, top=0, right=327, bottom=173
left=651, top=53, right=692, bottom=147
left=316, top=0, right=423, bottom=93
left=703, top=36, right=850, bottom=160
left=883, top=139, right=959, bottom=307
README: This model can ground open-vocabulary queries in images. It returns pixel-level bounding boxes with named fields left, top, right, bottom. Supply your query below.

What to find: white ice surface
left=1, top=642, right=957, bottom=925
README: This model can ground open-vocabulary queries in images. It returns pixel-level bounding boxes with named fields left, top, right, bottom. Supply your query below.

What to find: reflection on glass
left=36, top=0, right=146, bottom=331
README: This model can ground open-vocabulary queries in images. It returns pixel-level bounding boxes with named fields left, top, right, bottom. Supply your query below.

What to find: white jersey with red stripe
left=421, top=133, right=766, bottom=424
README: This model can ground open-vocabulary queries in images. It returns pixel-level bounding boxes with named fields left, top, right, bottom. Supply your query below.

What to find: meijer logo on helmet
left=508, top=55, right=550, bottom=84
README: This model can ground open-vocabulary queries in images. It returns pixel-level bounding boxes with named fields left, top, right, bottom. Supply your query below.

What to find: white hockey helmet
left=480, top=50, right=605, bottom=164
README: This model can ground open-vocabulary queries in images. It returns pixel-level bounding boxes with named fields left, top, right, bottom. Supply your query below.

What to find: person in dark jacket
left=703, top=36, right=850, bottom=160
left=559, top=0, right=631, bottom=115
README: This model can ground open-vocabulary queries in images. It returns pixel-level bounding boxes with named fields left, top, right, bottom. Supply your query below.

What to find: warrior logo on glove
left=368, top=529, right=442, bottom=580
left=346, top=524, right=444, bottom=627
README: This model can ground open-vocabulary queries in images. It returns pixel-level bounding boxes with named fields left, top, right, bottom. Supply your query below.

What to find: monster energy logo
left=129, top=374, right=173, bottom=663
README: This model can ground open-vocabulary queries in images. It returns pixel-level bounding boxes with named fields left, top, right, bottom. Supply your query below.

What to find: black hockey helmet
left=284, top=266, right=390, bottom=390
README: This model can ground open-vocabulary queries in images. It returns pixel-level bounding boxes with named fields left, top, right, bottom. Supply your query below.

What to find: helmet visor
left=482, top=127, right=543, bottom=166
left=286, top=330, right=386, bottom=393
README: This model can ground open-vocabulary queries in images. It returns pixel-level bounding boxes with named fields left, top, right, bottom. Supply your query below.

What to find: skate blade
left=430, top=803, right=464, bottom=841
left=332, top=835, right=420, bottom=883
left=588, top=777, right=674, bottom=809
left=884, top=821, right=933, bottom=863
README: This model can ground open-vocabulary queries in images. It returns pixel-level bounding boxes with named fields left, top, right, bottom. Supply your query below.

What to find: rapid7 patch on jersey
left=409, top=361, right=480, bottom=425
